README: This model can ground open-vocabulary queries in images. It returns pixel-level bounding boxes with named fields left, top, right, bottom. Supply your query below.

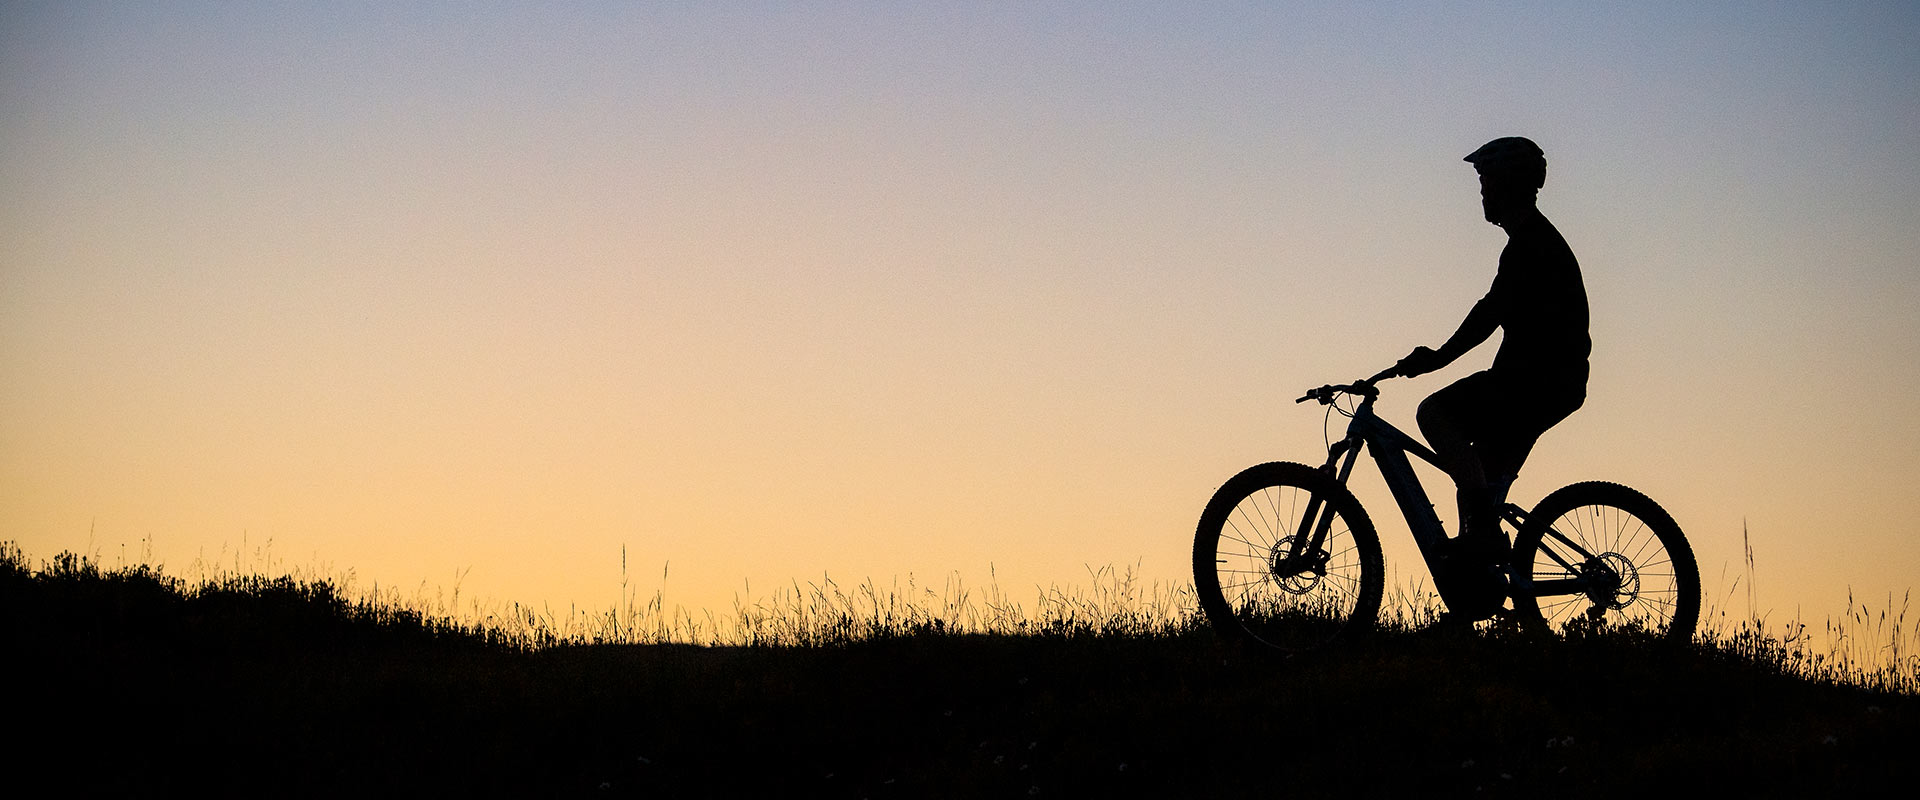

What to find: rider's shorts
left=1418, top=368, right=1585, bottom=478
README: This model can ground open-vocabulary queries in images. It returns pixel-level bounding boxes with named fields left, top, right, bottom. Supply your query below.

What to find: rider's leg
left=1418, top=374, right=1584, bottom=624
left=1463, top=435, right=1538, bottom=560
left=1416, top=376, right=1490, bottom=493
left=1422, top=386, right=1515, bottom=623
left=1417, top=375, right=1498, bottom=543
left=1468, top=384, right=1581, bottom=559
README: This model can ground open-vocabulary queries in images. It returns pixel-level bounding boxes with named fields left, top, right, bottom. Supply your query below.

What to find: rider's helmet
left=1464, top=136, right=1547, bottom=190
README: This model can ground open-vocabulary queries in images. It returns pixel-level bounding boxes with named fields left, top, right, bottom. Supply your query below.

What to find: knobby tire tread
left=1508, top=481, right=1701, bottom=643
left=1192, top=462, right=1385, bottom=652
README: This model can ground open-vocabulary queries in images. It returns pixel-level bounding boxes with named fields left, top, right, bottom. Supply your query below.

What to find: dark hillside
left=4, top=550, right=1910, bottom=797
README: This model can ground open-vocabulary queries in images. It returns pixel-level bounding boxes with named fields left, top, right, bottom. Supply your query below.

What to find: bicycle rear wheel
left=1508, top=482, right=1700, bottom=643
left=1192, top=462, right=1383, bottom=652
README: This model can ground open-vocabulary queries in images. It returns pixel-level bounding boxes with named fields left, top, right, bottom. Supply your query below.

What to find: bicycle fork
left=1271, top=438, right=1368, bottom=579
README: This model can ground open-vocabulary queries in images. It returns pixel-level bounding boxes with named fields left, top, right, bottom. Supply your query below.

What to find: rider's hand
left=1395, top=346, right=1442, bottom=378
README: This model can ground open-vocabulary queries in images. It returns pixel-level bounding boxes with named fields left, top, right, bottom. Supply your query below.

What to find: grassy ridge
left=5, top=545, right=1912, bottom=796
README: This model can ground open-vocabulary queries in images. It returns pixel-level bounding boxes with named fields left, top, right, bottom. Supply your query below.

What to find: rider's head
left=1464, top=137, right=1546, bottom=225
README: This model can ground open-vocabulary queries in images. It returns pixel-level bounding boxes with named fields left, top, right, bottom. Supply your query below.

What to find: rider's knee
left=1416, top=391, right=1454, bottom=434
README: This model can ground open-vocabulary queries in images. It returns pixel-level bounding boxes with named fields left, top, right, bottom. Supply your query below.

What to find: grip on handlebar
left=1296, top=372, right=1393, bottom=405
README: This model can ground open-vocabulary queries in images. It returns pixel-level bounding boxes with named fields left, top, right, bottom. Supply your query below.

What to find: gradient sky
left=4, top=2, right=1916, bottom=625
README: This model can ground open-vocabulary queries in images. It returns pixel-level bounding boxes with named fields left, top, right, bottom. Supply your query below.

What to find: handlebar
left=1294, top=366, right=1403, bottom=405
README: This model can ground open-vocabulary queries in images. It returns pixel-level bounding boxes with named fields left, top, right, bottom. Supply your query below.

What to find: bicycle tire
left=1192, top=462, right=1384, bottom=652
left=1508, top=481, right=1700, bottom=643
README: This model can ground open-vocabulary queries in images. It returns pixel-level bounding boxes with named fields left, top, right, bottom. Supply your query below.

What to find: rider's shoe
left=1440, top=529, right=1508, bottom=574
left=1437, top=532, right=1509, bottom=623
left=1456, top=529, right=1509, bottom=565
left=1453, top=486, right=1508, bottom=561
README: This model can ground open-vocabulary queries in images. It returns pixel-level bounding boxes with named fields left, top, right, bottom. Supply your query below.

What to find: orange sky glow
left=4, top=3, right=1917, bottom=629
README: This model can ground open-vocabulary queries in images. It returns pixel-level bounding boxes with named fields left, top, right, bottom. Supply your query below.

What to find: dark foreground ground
left=6, top=555, right=1913, bottom=797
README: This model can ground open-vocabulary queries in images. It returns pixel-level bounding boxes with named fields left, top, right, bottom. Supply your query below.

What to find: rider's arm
left=1431, top=290, right=1501, bottom=366
left=1397, top=277, right=1505, bottom=377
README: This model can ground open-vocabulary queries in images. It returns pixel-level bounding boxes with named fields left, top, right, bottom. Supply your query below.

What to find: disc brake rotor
left=1269, top=536, right=1330, bottom=595
left=1579, top=552, right=1641, bottom=610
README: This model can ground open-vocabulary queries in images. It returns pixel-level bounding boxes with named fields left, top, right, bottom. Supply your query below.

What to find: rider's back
left=1485, top=214, right=1589, bottom=398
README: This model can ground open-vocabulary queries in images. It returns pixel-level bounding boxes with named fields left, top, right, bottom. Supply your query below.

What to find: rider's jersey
left=1479, top=214, right=1590, bottom=396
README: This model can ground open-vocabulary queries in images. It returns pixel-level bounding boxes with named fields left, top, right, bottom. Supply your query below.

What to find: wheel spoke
left=1193, top=465, right=1384, bottom=652
left=1508, top=484, right=1699, bottom=642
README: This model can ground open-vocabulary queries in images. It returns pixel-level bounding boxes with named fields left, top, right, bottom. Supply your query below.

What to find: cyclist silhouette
left=1393, top=137, right=1590, bottom=576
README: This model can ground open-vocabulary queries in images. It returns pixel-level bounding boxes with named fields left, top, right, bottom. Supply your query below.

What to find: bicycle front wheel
left=1192, top=462, right=1383, bottom=652
left=1509, top=482, right=1700, bottom=643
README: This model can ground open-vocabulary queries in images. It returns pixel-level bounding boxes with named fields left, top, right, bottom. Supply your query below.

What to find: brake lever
left=1295, top=386, right=1334, bottom=404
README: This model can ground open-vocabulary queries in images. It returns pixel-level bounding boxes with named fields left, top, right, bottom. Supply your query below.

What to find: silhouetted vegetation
left=4, top=543, right=1910, bottom=796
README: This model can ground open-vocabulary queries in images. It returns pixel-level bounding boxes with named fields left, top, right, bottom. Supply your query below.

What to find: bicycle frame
left=1310, top=393, right=1465, bottom=570
left=1195, top=376, right=1701, bottom=645
left=1284, top=387, right=1608, bottom=604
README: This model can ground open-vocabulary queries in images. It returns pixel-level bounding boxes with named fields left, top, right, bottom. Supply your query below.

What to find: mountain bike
left=1191, top=369, right=1700, bottom=651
